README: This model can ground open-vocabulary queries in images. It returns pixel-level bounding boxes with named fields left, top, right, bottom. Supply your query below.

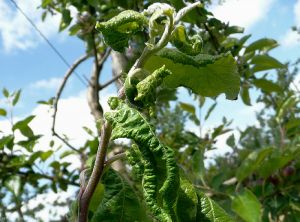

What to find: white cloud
left=29, top=77, right=63, bottom=90
left=280, top=0, right=300, bottom=47
left=28, top=89, right=113, bottom=155
left=281, top=30, right=300, bottom=47
left=210, top=0, right=274, bottom=30
left=295, top=0, right=300, bottom=26
left=0, top=0, right=74, bottom=52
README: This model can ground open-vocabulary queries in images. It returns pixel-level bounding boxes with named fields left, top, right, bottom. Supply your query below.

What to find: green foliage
left=171, top=25, right=202, bottom=56
left=252, top=79, right=282, bottom=93
left=96, top=10, right=147, bottom=52
left=197, top=192, right=234, bottom=222
left=13, top=115, right=35, bottom=138
left=145, top=49, right=240, bottom=99
left=231, top=189, right=262, bottom=222
left=91, top=169, right=147, bottom=222
left=135, top=65, right=172, bottom=106
left=245, top=38, right=278, bottom=53
left=105, top=97, right=180, bottom=221
left=176, top=176, right=198, bottom=221
left=0, top=89, right=79, bottom=221
left=251, top=54, right=285, bottom=72
left=236, top=147, right=273, bottom=181
left=104, top=97, right=233, bottom=221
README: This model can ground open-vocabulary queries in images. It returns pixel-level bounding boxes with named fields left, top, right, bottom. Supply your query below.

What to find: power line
left=8, top=0, right=88, bottom=87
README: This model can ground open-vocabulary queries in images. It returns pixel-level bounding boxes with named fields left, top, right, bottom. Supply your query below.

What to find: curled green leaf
left=105, top=97, right=179, bottom=222
left=171, top=25, right=202, bottom=56
left=135, top=65, right=172, bottom=106
left=126, top=144, right=144, bottom=180
left=96, top=10, right=147, bottom=52
left=124, top=68, right=149, bottom=107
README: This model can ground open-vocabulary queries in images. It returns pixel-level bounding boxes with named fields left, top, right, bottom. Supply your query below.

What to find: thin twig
left=87, top=35, right=111, bottom=125
left=53, top=132, right=80, bottom=153
left=79, top=122, right=112, bottom=222
left=104, top=152, right=126, bottom=168
left=194, top=184, right=229, bottom=197
left=99, top=72, right=123, bottom=90
left=51, top=54, right=90, bottom=152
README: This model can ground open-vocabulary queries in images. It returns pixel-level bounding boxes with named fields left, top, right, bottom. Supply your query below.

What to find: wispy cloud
left=210, top=0, right=275, bottom=30
left=295, top=0, right=300, bottom=26
left=281, top=30, right=300, bottom=47
left=29, top=77, right=63, bottom=90
left=0, top=0, right=71, bottom=52
left=280, top=0, right=300, bottom=48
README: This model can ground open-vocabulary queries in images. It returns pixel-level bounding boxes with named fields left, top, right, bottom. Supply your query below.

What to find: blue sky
left=0, top=0, right=300, bottom=152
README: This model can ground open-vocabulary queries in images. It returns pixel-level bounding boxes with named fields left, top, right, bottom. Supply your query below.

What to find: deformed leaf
left=105, top=97, right=180, bottom=222
left=96, top=10, right=147, bottom=52
left=135, top=65, right=172, bottom=106
left=231, top=189, right=262, bottom=222
left=171, top=25, right=202, bottom=56
left=91, top=169, right=147, bottom=222
left=197, top=192, right=234, bottom=222
left=177, top=176, right=198, bottom=222
left=144, top=49, right=240, bottom=100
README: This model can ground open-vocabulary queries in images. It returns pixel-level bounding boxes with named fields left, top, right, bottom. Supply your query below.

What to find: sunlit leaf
left=145, top=49, right=240, bottom=100
left=197, top=192, right=234, bottom=221
left=96, top=10, right=147, bottom=52
left=231, top=189, right=261, bottom=222
left=245, top=38, right=278, bottom=53
left=251, top=55, right=285, bottom=72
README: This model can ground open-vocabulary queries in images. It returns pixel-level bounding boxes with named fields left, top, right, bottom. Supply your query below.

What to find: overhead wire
left=8, top=0, right=88, bottom=87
